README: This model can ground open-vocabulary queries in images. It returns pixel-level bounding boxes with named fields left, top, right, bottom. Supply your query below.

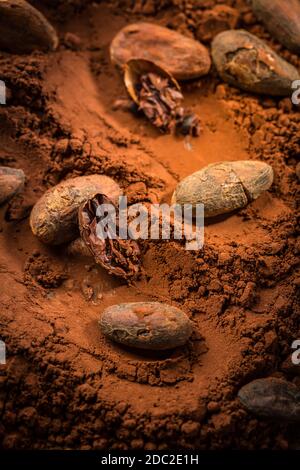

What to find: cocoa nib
left=136, top=72, right=200, bottom=137
left=78, top=194, right=141, bottom=281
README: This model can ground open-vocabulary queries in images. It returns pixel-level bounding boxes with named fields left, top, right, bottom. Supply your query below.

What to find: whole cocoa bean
left=252, top=0, right=300, bottom=54
left=30, top=175, right=121, bottom=245
left=99, top=302, right=193, bottom=350
left=110, top=22, right=211, bottom=81
left=0, top=0, right=58, bottom=54
left=172, top=160, right=273, bottom=217
left=0, top=166, right=25, bottom=205
left=212, top=29, right=299, bottom=96
left=238, top=378, right=300, bottom=422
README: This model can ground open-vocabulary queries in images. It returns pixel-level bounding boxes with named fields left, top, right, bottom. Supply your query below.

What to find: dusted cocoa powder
left=0, top=0, right=299, bottom=451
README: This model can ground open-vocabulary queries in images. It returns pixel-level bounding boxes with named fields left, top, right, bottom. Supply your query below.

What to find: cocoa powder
left=0, top=0, right=299, bottom=451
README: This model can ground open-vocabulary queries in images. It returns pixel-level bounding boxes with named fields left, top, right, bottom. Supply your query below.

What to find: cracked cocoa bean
left=30, top=175, right=121, bottom=245
left=78, top=194, right=141, bottom=281
left=212, top=29, right=300, bottom=96
left=99, top=302, right=193, bottom=350
left=171, top=160, right=273, bottom=217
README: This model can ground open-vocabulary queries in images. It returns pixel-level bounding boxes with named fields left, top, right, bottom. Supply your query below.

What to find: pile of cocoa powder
left=0, top=0, right=299, bottom=450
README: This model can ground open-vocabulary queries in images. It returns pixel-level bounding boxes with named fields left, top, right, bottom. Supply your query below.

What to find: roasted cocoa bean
left=172, top=160, right=273, bottom=217
left=212, top=29, right=299, bottom=96
left=30, top=175, right=121, bottom=245
left=110, top=22, right=211, bottom=81
left=0, top=0, right=58, bottom=54
left=99, top=302, right=193, bottom=350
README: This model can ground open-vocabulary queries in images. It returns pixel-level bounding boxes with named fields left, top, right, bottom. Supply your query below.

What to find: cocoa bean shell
left=0, top=0, right=58, bottom=54
left=99, top=302, right=193, bottom=351
left=252, top=0, right=300, bottom=54
left=124, top=58, right=181, bottom=105
left=0, top=166, right=25, bottom=205
left=30, top=175, right=122, bottom=245
left=212, top=29, right=300, bottom=96
left=110, top=22, right=211, bottom=81
left=78, top=194, right=141, bottom=281
left=238, top=378, right=300, bottom=422
left=171, top=160, right=273, bottom=217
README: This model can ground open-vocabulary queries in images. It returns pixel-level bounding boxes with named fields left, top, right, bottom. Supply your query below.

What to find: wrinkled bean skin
left=172, top=160, right=273, bottom=217
left=212, top=29, right=300, bottom=96
left=99, top=302, right=193, bottom=350
left=78, top=194, right=141, bottom=281
left=110, top=22, right=211, bottom=81
left=30, top=175, right=121, bottom=245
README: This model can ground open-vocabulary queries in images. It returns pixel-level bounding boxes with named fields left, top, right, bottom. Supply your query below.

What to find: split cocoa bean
left=252, top=0, right=300, bottom=54
left=0, top=0, right=58, bottom=54
left=124, top=59, right=201, bottom=136
left=99, top=302, right=193, bottom=350
left=0, top=166, right=25, bottom=205
left=238, top=378, right=300, bottom=422
left=172, top=160, right=273, bottom=217
left=110, top=22, right=211, bottom=81
left=79, top=194, right=141, bottom=281
left=30, top=175, right=121, bottom=245
left=212, top=29, right=299, bottom=96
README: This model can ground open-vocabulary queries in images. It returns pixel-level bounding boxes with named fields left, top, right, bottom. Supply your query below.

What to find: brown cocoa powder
left=0, top=0, right=299, bottom=451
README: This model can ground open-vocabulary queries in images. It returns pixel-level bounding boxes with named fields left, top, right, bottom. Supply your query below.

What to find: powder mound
left=0, top=0, right=299, bottom=452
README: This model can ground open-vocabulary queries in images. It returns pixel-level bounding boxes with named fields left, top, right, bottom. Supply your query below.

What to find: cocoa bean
left=212, top=29, right=300, bottom=96
left=0, top=166, right=25, bottom=205
left=172, top=160, right=273, bottom=217
left=0, top=0, right=58, bottom=54
left=99, top=302, right=193, bottom=350
left=238, top=378, right=300, bottom=422
left=110, top=22, right=211, bottom=81
left=252, top=0, right=300, bottom=54
left=30, top=175, right=121, bottom=245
